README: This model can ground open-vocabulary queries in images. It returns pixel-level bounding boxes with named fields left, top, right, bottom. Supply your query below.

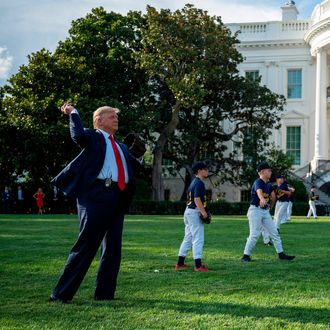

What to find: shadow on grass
left=135, top=298, right=330, bottom=325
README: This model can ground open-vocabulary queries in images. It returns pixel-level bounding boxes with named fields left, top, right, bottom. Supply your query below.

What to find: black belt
left=187, top=206, right=196, bottom=209
left=95, top=178, right=119, bottom=189
left=251, top=204, right=269, bottom=210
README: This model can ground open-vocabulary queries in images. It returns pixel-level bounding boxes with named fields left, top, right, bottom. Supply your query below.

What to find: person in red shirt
left=33, top=188, right=45, bottom=215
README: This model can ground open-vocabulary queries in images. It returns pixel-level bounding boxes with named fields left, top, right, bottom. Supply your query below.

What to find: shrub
left=129, top=200, right=326, bottom=216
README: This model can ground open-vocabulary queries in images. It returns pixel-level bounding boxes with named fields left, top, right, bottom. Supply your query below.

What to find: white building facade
left=164, top=1, right=330, bottom=202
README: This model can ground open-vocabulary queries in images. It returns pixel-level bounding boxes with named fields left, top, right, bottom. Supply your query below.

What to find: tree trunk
left=180, top=168, right=192, bottom=201
left=152, top=148, right=164, bottom=201
left=151, top=100, right=181, bottom=201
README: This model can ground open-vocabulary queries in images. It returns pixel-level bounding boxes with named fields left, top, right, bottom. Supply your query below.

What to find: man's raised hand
left=61, top=102, right=74, bottom=115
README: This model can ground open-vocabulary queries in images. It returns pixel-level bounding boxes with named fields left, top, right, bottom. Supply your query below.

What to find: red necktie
left=109, top=135, right=125, bottom=191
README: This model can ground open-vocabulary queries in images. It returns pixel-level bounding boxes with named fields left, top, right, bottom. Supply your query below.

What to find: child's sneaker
left=194, top=265, right=209, bottom=272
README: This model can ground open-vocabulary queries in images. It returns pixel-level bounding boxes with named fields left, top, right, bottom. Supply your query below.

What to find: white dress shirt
left=70, top=109, right=129, bottom=183
left=96, top=130, right=129, bottom=183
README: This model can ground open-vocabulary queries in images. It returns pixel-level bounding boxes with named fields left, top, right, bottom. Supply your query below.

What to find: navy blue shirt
left=276, top=181, right=290, bottom=202
left=187, top=177, right=206, bottom=209
left=250, top=178, right=273, bottom=209
left=309, top=191, right=318, bottom=201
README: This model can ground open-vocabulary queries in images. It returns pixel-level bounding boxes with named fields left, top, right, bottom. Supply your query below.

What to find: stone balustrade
left=227, top=20, right=310, bottom=42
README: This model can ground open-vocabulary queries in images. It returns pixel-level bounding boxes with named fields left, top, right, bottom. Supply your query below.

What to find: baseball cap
left=192, top=161, right=208, bottom=174
left=276, top=173, right=285, bottom=179
left=257, top=162, right=271, bottom=172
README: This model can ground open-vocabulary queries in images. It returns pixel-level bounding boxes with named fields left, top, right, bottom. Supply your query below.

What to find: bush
left=207, top=201, right=250, bottom=215
left=129, top=201, right=250, bottom=215
left=129, top=200, right=327, bottom=216
left=291, top=202, right=328, bottom=216
left=291, top=202, right=309, bottom=216
left=129, top=200, right=186, bottom=215
left=287, top=178, right=308, bottom=202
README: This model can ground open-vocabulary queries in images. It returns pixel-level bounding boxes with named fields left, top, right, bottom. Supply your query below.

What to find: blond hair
left=93, top=106, right=120, bottom=128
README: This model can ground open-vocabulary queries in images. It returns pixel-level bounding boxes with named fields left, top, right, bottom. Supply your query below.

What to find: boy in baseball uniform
left=241, top=162, right=295, bottom=262
left=273, top=175, right=291, bottom=229
left=307, top=186, right=318, bottom=219
left=175, top=161, right=209, bottom=272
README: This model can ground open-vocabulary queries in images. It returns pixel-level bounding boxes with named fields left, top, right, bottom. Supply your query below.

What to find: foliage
left=0, top=50, right=70, bottom=188
left=1, top=4, right=285, bottom=202
left=1, top=214, right=330, bottom=329
left=287, top=178, right=309, bottom=203
left=235, top=143, right=294, bottom=187
left=135, top=5, right=285, bottom=199
left=128, top=200, right=315, bottom=216
left=265, top=145, right=294, bottom=178
left=130, top=200, right=186, bottom=215
left=0, top=8, right=150, bottom=189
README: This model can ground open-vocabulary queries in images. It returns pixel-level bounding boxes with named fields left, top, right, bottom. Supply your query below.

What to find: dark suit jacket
left=51, top=113, right=139, bottom=209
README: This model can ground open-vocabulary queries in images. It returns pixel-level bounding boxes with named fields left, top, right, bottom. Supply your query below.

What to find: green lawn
left=0, top=214, right=330, bottom=329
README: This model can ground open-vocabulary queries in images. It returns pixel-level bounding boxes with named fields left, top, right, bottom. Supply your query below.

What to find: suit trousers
left=52, top=180, right=125, bottom=301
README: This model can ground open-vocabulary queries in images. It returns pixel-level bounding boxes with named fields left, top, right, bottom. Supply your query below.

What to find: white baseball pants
left=274, top=201, right=289, bottom=228
left=307, top=201, right=317, bottom=218
left=178, top=208, right=204, bottom=260
left=243, top=205, right=283, bottom=256
left=287, top=201, right=293, bottom=220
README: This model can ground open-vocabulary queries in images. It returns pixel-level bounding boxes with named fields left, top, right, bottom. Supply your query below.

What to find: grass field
left=1, top=214, right=330, bottom=330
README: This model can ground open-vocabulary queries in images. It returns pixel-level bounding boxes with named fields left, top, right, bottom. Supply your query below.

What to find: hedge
left=129, top=200, right=328, bottom=216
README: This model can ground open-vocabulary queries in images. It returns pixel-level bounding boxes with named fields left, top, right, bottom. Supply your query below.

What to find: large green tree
left=136, top=4, right=285, bottom=200
left=1, top=4, right=286, bottom=203
left=0, top=8, right=149, bottom=190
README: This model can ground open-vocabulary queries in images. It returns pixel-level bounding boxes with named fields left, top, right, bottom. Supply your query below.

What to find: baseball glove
left=200, top=211, right=212, bottom=224
left=124, top=133, right=146, bottom=158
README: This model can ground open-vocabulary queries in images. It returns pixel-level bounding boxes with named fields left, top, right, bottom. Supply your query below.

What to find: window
left=162, top=158, right=173, bottom=166
left=240, top=190, right=250, bottom=202
left=286, top=127, right=301, bottom=165
left=245, top=70, right=260, bottom=82
left=200, top=149, right=213, bottom=160
left=287, top=69, right=302, bottom=99
left=233, top=141, right=242, bottom=159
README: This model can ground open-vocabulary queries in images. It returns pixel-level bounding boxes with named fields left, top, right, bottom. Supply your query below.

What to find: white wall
left=226, top=15, right=319, bottom=172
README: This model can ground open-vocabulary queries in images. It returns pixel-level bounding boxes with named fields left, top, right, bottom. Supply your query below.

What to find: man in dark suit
left=49, top=103, right=142, bottom=303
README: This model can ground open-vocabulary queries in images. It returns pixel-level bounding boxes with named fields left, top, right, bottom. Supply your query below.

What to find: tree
left=0, top=4, right=286, bottom=204
left=176, top=79, right=285, bottom=197
left=286, top=178, right=308, bottom=202
left=0, top=8, right=150, bottom=190
left=136, top=4, right=242, bottom=200
left=264, top=145, right=294, bottom=180
left=0, top=49, right=69, bottom=189
left=136, top=5, right=285, bottom=200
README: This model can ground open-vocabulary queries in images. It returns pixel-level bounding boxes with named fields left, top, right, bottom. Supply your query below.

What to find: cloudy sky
left=0, top=0, right=321, bottom=86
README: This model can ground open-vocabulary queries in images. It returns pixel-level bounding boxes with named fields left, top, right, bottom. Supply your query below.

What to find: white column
left=312, top=48, right=328, bottom=169
left=265, top=61, right=281, bottom=146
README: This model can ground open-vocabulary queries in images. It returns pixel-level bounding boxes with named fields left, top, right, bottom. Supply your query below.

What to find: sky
left=0, top=0, right=322, bottom=86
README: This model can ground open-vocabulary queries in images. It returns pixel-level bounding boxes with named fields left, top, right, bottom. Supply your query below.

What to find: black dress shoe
left=48, top=294, right=69, bottom=304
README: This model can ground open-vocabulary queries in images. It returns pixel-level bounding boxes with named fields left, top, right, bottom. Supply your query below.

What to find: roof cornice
left=304, top=17, right=330, bottom=44
left=236, top=40, right=308, bottom=49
